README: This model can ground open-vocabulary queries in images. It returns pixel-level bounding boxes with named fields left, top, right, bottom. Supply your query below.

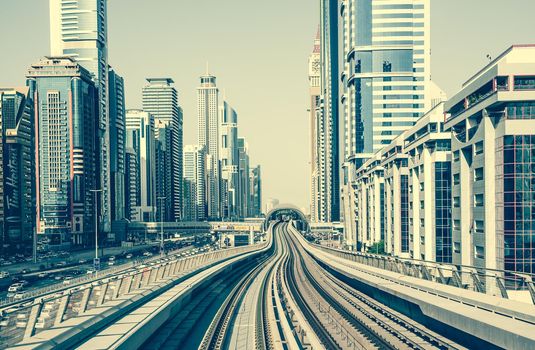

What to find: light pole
left=158, top=196, right=166, bottom=257
left=90, top=189, right=103, bottom=270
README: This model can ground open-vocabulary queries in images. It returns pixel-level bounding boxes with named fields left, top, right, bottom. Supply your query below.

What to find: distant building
left=108, top=67, right=126, bottom=224
left=125, top=110, right=156, bottom=222
left=265, top=198, right=280, bottom=214
left=197, top=73, right=220, bottom=219
left=142, top=78, right=183, bottom=221
left=183, top=145, right=206, bottom=221
left=249, top=165, right=262, bottom=217
left=0, top=87, right=35, bottom=254
left=219, top=101, right=239, bottom=219
left=238, top=138, right=250, bottom=217
left=124, top=146, right=138, bottom=221
left=27, top=56, right=99, bottom=247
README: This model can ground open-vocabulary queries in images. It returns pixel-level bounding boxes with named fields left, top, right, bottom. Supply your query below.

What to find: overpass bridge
left=2, top=207, right=535, bottom=349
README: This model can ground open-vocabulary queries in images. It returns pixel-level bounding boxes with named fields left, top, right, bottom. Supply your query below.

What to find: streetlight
left=158, top=196, right=166, bottom=257
left=90, top=189, right=103, bottom=270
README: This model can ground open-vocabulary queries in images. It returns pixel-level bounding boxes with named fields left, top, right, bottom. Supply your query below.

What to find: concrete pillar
left=78, top=287, right=93, bottom=314
left=123, top=276, right=133, bottom=294
left=23, top=302, right=43, bottom=339
left=54, top=295, right=71, bottom=326
left=97, top=283, right=109, bottom=305
left=114, top=277, right=125, bottom=298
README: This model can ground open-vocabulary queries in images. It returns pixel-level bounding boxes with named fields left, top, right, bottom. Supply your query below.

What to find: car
left=108, top=261, right=115, bottom=266
left=20, top=269, right=30, bottom=274
left=62, top=276, right=74, bottom=285
left=37, top=272, right=48, bottom=278
left=142, top=252, right=152, bottom=257
left=125, top=254, right=133, bottom=259
left=0, top=271, right=10, bottom=279
left=108, top=256, right=115, bottom=262
left=78, top=259, right=87, bottom=264
left=8, top=283, right=23, bottom=293
left=13, top=292, right=26, bottom=300
left=19, top=280, right=29, bottom=288
left=56, top=261, right=67, bottom=267
left=54, top=275, right=63, bottom=281
left=86, top=269, right=96, bottom=275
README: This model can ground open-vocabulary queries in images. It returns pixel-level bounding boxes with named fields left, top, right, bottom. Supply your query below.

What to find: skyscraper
left=183, top=145, right=206, bottom=221
left=125, top=110, right=156, bottom=222
left=308, top=30, right=327, bottom=223
left=237, top=137, right=250, bottom=218
left=0, top=87, right=35, bottom=254
left=49, top=0, right=111, bottom=232
left=249, top=165, right=262, bottom=217
left=320, top=0, right=341, bottom=222
left=108, top=67, right=126, bottom=223
left=219, top=101, right=240, bottom=220
left=197, top=73, right=220, bottom=219
left=142, top=78, right=183, bottom=221
left=27, top=57, right=99, bottom=247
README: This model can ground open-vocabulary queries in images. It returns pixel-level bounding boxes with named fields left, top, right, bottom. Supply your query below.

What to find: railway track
left=282, top=222, right=465, bottom=350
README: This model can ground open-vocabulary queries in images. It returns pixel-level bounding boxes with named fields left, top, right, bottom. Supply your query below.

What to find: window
left=420, top=218, right=425, bottom=227
left=496, top=76, right=508, bottom=91
left=474, top=220, right=484, bottom=234
left=453, top=220, right=460, bottom=230
left=474, top=167, right=484, bottom=181
left=453, top=196, right=460, bottom=208
left=514, top=75, right=535, bottom=90
left=420, top=200, right=424, bottom=209
left=453, top=173, right=460, bottom=185
left=475, top=246, right=485, bottom=259
left=474, top=141, right=484, bottom=155
left=454, top=242, right=461, bottom=254
left=419, top=182, right=424, bottom=191
left=453, top=150, right=460, bottom=162
left=474, top=193, right=484, bottom=207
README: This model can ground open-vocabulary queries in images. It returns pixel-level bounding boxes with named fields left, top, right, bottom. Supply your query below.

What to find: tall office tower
left=124, top=147, right=138, bottom=221
left=308, top=30, right=327, bottom=223
left=219, top=101, right=240, bottom=220
left=237, top=138, right=250, bottom=217
left=125, top=110, right=156, bottom=222
left=339, top=0, right=435, bottom=248
left=0, top=87, right=35, bottom=254
left=444, top=45, right=535, bottom=275
left=142, top=78, right=183, bottom=221
left=249, top=165, right=262, bottom=217
left=109, top=68, right=126, bottom=225
left=320, top=0, right=341, bottom=222
left=183, top=145, right=206, bottom=221
left=197, top=73, right=220, bottom=219
left=27, top=57, right=99, bottom=247
left=49, top=0, right=111, bottom=233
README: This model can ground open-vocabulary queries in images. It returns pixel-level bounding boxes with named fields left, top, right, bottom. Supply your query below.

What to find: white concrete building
left=219, top=101, right=240, bottom=220
left=183, top=145, right=206, bottom=221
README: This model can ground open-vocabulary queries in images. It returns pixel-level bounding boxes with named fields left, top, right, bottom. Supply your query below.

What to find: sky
left=1, top=0, right=535, bottom=213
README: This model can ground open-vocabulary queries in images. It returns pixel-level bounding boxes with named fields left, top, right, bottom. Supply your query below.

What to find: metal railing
left=0, top=242, right=266, bottom=349
left=312, top=244, right=535, bottom=305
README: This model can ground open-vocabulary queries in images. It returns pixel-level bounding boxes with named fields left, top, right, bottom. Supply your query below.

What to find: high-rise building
left=308, top=30, right=327, bottom=223
left=339, top=0, right=441, bottom=246
left=249, top=165, right=262, bottom=217
left=49, top=0, right=111, bottom=233
left=219, top=101, right=240, bottom=220
left=197, top=73, right=220, bottom=219
left=320, top=0, right=341, bottom=222
left=125, top=110, right=156, bottom=222
left=142, top=78, right=183, bottom=221
left=27, top=57, right=99, bottom=247
left=0, top=87, right=35, bottom=254
left=108, top=67, right=126, bottom=225
left=183, top=145, right=206, bottom=221
left=237, top=137, right=250, bottom=217
left=124, top=146, right=138, bottom=222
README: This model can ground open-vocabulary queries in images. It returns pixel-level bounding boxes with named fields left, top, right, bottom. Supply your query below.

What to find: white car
left=8, top=283, right=23, bottom=293
left=0, top=271, right=10, bottom=279
left=62, top=276, right=74, bottom=285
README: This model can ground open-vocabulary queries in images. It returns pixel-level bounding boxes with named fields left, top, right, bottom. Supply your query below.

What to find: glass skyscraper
left=27, top=57, right=99, bottom=247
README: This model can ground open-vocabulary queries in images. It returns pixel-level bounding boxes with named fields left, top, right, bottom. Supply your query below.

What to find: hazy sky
left=2, top=1, right=535, bottom=212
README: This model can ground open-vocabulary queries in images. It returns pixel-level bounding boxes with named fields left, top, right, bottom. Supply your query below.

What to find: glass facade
left=435, top=162, right=452, bottom=263
left=400, top=174, right=409, bottom=253
left=496, top=135, right=535, bottom=274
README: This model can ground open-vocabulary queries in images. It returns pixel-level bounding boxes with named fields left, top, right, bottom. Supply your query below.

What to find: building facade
left=108, top=68, right=126, bottom=224
left=142, top=78, right=183, bottom=221
left=183, top=145, right=206, bottom=221
left=50, top=0, right=111, bottom=232
left=238, top=137, right=250, bottom=218
left=444, top=45, right=535, bottom=275
left=249, top=165, right=262, bottom=217
left=0, top=87, right=36, bottom=254
left=125, top=110, right=156, bottom=222
left=197, top=73, right=220, bottom=219
left=27, top=57, right=99, bottom=247
left=219, top=101, right=240, bottom=220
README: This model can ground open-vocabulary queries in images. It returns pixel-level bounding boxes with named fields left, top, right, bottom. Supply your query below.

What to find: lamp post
left=90, top=189, right=103, bottom=270
left=158, top=196, right=166, bottom=257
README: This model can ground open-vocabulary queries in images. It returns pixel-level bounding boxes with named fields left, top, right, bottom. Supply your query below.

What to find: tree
left=367, top=240, right=385, bottom=255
